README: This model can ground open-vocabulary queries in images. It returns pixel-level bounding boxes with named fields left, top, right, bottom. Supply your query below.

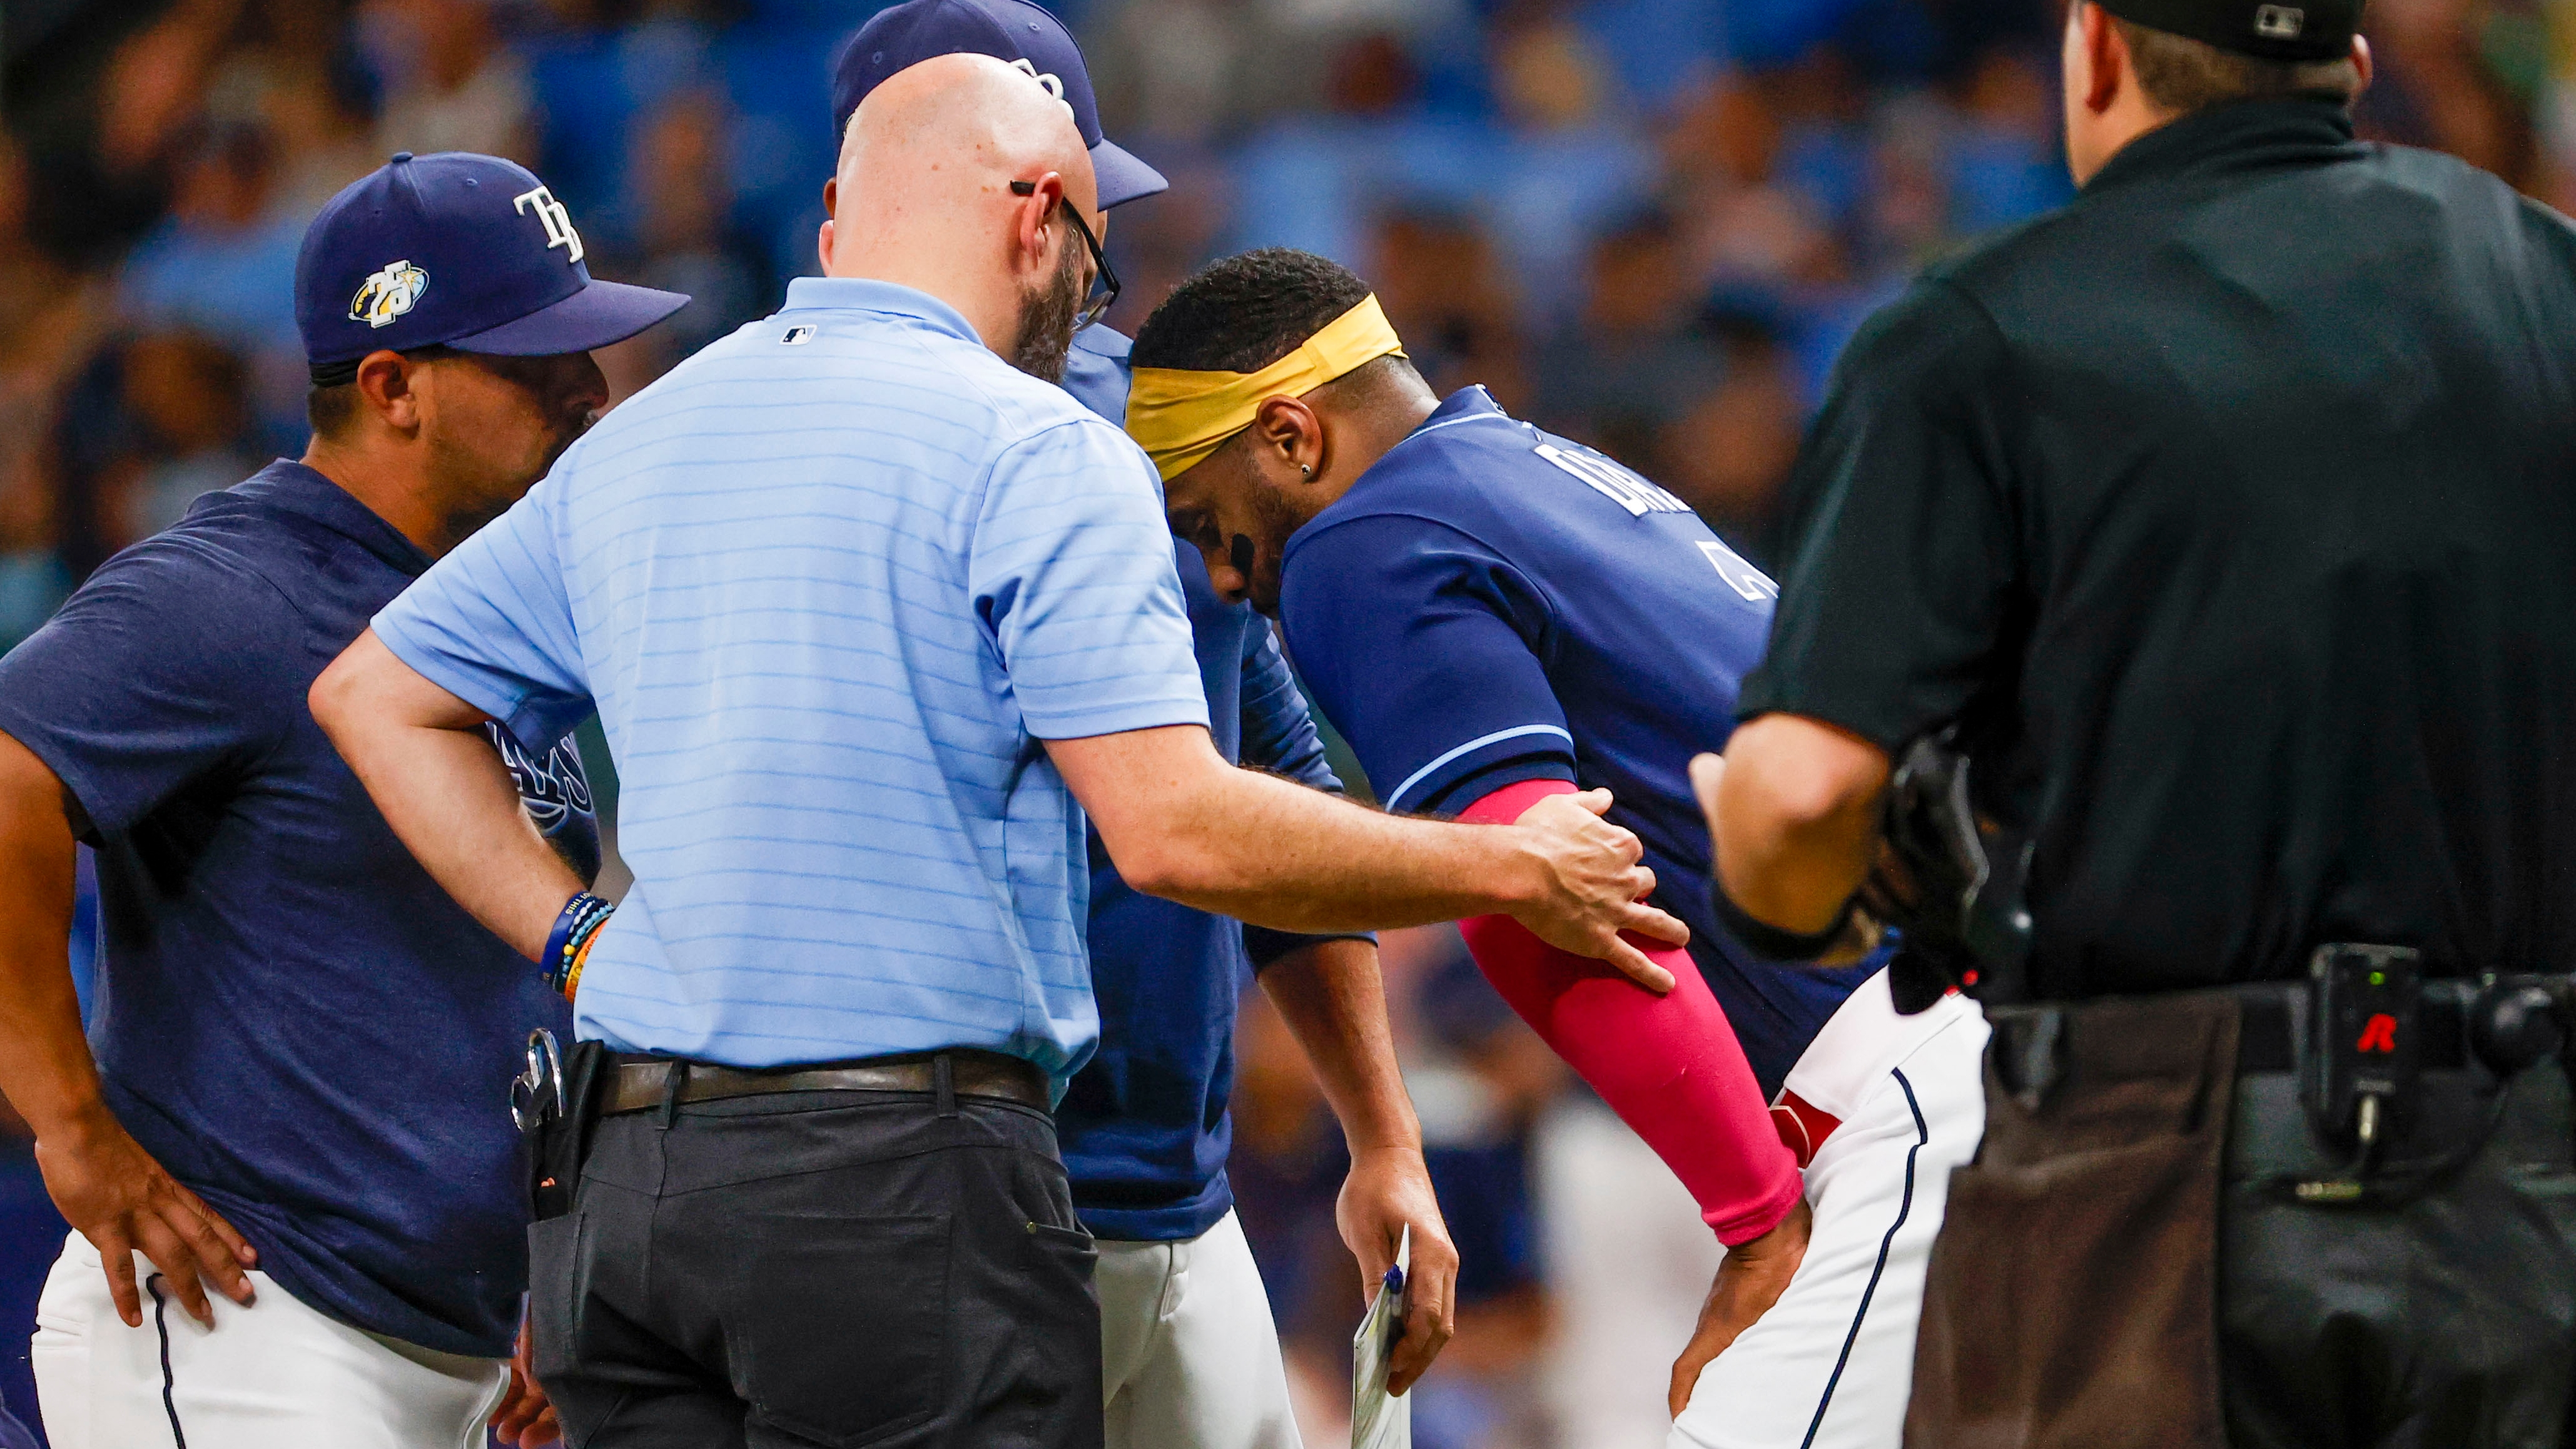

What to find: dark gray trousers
left=527, top=1081, right=1103, bottom=1449
left=2221, top=1059, right=2576, bottom=1448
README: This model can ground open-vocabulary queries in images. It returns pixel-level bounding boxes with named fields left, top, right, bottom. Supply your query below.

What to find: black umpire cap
left=2093, top=0, right=2366, bottom=63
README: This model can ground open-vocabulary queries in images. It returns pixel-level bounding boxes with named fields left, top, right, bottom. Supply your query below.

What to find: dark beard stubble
left=1008, top=230, right=1087, bottom=384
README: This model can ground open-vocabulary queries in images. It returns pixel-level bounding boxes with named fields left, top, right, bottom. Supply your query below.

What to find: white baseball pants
left=31, top=1232, right=507, bottom=1449
left=1670, top=988, right=1989, bottom=1449
left=1096, top=1209, right=1304, bottom=1449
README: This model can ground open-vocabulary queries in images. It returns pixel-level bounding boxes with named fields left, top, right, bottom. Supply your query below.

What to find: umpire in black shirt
left=1691, top=1, right=2576, bottom=1446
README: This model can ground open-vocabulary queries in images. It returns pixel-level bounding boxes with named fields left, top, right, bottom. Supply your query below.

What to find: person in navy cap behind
left=828, top=0, right=1168, bottom=210
left=827, top=0, right=1167, bottom=420
left=831, top=9, right=1462, bottom=1447
left=0, top=151, right=681, bottom=1449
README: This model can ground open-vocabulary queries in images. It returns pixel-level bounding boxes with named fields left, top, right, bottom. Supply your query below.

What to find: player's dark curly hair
left=1131, top=248, right=1375, bottom=374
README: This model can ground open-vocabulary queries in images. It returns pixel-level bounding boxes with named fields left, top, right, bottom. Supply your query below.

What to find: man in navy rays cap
left=0, top=151, right=681, bottom=1448
left=829, top=0, right=1170, bottom=208
left=828, top=9, right=1462, bottom=1448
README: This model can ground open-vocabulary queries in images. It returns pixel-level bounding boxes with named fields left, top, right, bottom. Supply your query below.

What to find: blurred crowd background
left=0, top=0, right=2568, bottom=1443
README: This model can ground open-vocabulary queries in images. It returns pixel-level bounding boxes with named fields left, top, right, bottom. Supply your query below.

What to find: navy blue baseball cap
left=829, top=0, right=1167, bottom=209
left=297, top=152, right=689, bottom=379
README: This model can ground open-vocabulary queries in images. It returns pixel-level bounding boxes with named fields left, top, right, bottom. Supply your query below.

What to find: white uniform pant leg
left=1095, top=1211, right=1303, bottom=1449
left=1670, top=1007, right=1989, bottom=1449
left=31, top=1231, right=507, bottom=1449
left=1097, top=1232, right=1174, bottom=1434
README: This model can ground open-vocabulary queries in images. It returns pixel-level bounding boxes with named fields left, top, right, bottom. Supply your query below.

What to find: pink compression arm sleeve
left=1456, top=779, right=1801, bottom=1244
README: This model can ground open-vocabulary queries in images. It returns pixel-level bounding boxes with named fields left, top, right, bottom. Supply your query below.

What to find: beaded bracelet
left=541, top=892, right=614, bottom=999
left=560, top=918, right=606, bottom=1002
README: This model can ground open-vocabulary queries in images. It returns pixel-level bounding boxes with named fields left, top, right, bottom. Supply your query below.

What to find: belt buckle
left=512, top=1028, right=565, bottom=1132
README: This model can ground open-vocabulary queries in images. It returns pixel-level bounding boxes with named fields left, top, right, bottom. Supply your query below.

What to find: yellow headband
left=1125, top=295, right=1408, bottom=482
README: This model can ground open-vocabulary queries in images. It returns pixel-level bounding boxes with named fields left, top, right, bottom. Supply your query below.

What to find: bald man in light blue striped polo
left=311, top=54, right=1681, bottom=1448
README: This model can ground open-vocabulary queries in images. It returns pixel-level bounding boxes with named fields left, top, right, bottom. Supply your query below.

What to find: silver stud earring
left=1300, top=464, right=1313, bottom=479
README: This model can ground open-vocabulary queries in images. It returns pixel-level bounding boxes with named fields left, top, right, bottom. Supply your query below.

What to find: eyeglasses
left=1011, top=179, right=1120, bottom=330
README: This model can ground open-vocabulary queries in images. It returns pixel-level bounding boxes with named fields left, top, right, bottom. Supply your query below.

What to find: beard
left=1240, top=483, right=1308, bottom=617
left=1008, top=234, right=1087, bottom=384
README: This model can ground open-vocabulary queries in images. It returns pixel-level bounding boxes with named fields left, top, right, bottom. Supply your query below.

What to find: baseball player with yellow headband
left=1125, top=293, right=1410, bottom=480
left=1127, top=250, right=1990, bottom=1448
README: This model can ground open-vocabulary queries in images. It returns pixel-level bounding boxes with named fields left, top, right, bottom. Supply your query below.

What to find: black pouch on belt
left=1905, top=992, right=2238, bottom=1449
left=514, top=1030, right=611, bottom=1222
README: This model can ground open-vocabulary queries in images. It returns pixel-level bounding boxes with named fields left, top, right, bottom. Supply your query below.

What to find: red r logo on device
left=2355, top=1014, right=2400, bottom=1054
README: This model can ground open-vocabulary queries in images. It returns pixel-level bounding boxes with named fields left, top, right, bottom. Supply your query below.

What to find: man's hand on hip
left=1337, top=1145, right=1459, bottom=1396
left=36, top=1107, right=256, bottom=1329
left=1666, top=1196, right=1812, bottom=1417
left=1503, top=788, right=1688, bottom=991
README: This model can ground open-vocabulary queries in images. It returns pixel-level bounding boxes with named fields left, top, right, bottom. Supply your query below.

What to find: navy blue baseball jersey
left=0, top=461, right=591, bottom=1358
left=1279, top=387, right=1870, bottom=1096
left=1057, top=327, right=1356, bottom=1241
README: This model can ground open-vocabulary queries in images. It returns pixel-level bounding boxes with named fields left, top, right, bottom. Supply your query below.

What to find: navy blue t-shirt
left=1279, top=387, right=1870, bottom=1097
left=1057, top=327, right=1354, bottom=1242
left=0, top=461, right=591, bottom=1357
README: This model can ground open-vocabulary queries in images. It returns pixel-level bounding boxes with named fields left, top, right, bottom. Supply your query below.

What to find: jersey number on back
left=1699, top=542, right=1778, bottom=601
left=1534, top=442, right=1691, bottom=517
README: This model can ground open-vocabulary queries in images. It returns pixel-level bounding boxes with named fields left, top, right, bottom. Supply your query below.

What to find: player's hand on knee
left=1666, top=1197, right=1813, bottom=1420
left=1336, top=1146, right=1459, bottom=1396
left=1507, top=789, right=1688, bottom=992
left=34, top=1107, right=257, bottom=1328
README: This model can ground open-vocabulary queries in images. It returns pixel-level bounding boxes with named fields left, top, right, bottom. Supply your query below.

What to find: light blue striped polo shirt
left=372, top=277, right=1208, bottom=1089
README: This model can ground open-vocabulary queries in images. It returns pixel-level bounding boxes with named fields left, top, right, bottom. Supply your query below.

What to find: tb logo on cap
left=350, top=260, right=428, bottom=328
left=513, top=185, right=586, bottom=265
left=1011, top=58, right=1065, bottom=101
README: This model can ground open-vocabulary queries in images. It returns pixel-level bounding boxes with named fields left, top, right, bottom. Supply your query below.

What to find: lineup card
left=1351, top=1224, right=1412, bottom=1449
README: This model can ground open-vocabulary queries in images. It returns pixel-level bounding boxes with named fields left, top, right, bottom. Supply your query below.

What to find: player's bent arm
left=1045, top=723, right=1688, bottom=978
left=0, top=733, right=111, bottom=1151
left=0, top=731, right=256, bottom=1326
left=1459, top=778, right=1814, bottom=1411
left=1259, top=937, right=1459, bottom=1394
left=1704, top=713, right=1892, bottom=937
left=1453, top=778, right=1802, bottom=1246
left=310, top=630, right=585, bottom=962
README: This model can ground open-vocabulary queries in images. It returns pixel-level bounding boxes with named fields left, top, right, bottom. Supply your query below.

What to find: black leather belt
left=604, top=1049, right=1048, bottom=1116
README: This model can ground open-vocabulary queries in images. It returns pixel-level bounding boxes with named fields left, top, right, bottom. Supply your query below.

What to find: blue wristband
left=540, top=892, right=614, bottom=994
